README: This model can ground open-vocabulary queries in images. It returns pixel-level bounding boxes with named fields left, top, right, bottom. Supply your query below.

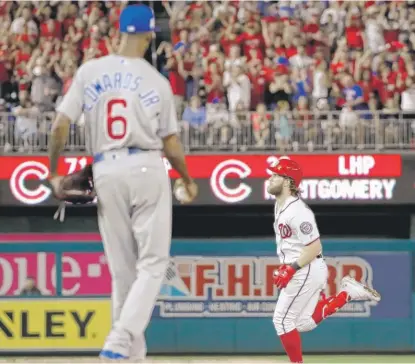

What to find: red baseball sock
left=279, top=329, right=303, bottom=363
left=312, top=291, right=350, bottom=324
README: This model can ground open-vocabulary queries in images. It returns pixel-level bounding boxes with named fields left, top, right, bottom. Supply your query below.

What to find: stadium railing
left=1, top=109, right=414, bottom=153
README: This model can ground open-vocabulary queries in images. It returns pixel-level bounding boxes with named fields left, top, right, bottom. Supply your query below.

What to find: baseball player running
left=268, top=157, right=381, bottom=363
left=48, top=4, right=197, bottom=361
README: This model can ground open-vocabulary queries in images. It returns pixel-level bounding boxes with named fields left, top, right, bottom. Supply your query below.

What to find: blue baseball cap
left=119, top=4, right=158, bottom=33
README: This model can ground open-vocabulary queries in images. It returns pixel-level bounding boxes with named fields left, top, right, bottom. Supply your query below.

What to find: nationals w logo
left=278, top=224, right=292, bottom=239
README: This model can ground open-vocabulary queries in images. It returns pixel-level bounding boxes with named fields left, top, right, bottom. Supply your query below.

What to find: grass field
left=2, top=355, right=415, bottom=363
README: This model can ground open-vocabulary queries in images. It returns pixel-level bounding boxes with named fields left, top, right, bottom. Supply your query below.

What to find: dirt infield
left=3, top=355, right=415, bottom=363
left=0, top=357, right=283, bottom=364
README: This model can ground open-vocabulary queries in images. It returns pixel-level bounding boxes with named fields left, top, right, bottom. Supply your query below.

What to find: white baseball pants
left=273, top=258, right=328, bottom=336
left=93, top=151, right=172, bottom=358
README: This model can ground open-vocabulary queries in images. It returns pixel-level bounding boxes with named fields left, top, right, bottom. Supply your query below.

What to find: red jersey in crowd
left=358, top=80, right=372, bottom=103
left=345, top=25, right=364, bottom=49
left=168, top=56, right=193, bottom=97
left=285, top=45, right=298, bottom=59
left=249, top=71, right=267, bottom=109
left=220, top=36, right=239, bottom=57
left=0, top=60, right=9, bottom=83
left=204, top=70, right=224, bottom=103
left=237, top=32, right=265, bottom=60
left=40, top=19, right=62, bottom=40
left=372, top=72, right=396, bottom=104
left=14, top=49, right=31, bottom=66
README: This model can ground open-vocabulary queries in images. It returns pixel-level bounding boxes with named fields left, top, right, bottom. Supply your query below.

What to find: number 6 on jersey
left=106, top=98, right=128, bottom=140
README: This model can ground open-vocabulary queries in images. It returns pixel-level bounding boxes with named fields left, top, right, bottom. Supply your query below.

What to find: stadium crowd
left=0, top=1, right=415, bottom=152
left=0, top=0, right=126, bottom=152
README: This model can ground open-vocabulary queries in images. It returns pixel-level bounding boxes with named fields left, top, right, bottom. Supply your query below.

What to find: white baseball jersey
left=57, top=55, right=178, bottom=155
left=273, top=196, right=321, bottom=264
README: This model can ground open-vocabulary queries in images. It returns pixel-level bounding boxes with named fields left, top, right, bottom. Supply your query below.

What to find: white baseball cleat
left=341, top=275, right=381, bottom=302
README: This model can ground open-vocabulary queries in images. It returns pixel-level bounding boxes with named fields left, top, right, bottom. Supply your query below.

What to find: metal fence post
left=55, top=251, right=63, bottom=296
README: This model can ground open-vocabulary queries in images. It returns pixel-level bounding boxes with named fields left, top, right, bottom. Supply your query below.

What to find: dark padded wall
left=0, top=204, right=411, bottom=239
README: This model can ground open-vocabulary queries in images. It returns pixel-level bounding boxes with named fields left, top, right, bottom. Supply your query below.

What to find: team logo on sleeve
left=300, top=222, right=313, bottom=234
left=278, top=224, right=292, bottom=239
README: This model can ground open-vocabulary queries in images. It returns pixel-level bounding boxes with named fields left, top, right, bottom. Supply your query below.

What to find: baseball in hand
left=174, top=185, right=190, bottom=202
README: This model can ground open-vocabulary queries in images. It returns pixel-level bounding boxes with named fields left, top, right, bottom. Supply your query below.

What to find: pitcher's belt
left=93, top=147, right=156, bottom=163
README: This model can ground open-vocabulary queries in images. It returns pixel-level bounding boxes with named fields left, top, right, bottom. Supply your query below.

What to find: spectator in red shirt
left=331, top=46, right=349, bottom=76
left=345, top=12, right=364, bottom=50
left=182, top=43, right=201, bottom=100
left=0, top=54, right=10, bottom=91
left=372, top=67, right=396, bottom=106
left=283, top=37, right=298, bottom=59
left=0, top=1, right=11, bottom=18
left=220, top=23, right=239, bottom=56
left=237, top=21, right=265, bottom=60
left=204, top=63, right=224, bottom=105
left=166, top=47, right=189, bottom=118
left=170, top=19, right=188, bottom=45
left=273, top=35, right=286, bottom=57
left=261, top=59, right=277, bottom=84
left=202, top=44, right=224, bottom=74
left=81, top=25, right=110, bottom=60
left=248, top=61, right=267, bottom=110
left=14, top=43, right=32, bottom=67
left=39, top=5, right=63, bottom=41
left=303, top=11, right=324, bottom=56
left=358, top=70, right=373, bottom=104
left=198, top=28, right=211, bottom=57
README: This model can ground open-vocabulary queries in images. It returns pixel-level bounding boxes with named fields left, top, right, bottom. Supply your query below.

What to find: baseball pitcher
left=268, top=157, right=381, bottom=363
left=48, top=5, right=197, bottom=361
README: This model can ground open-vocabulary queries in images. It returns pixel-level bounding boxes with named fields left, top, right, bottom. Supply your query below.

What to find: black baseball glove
left=47, top=165, right=96, bottom=222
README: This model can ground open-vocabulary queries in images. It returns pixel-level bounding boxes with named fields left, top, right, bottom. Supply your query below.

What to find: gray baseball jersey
left=57, top=54, right=178, bottom=359
left=57, top=54, right=178, bottom=154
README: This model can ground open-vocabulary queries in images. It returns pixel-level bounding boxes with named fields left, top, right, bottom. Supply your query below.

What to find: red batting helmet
left=267, top=157, right=303, bottom=187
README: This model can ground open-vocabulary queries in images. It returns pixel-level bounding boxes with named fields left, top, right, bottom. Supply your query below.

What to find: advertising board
left=0, top=236, right=410, bottom=321
left=0, top=299, right=110, bottom=351
left=0, top=236, right=413, bottom=353
left=0, top=252, right=110, bottom=296
left=0, top=154, right=412, bottom=205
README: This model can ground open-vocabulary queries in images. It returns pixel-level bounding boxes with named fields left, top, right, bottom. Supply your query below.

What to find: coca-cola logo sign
left=0, top=154, right=409, bottom=205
